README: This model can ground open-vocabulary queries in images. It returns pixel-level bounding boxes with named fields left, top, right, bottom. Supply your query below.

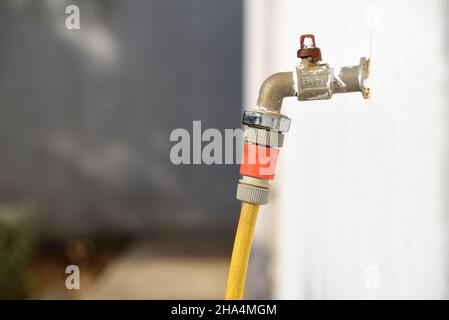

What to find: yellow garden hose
left=225, top=202, right=260, bottom=300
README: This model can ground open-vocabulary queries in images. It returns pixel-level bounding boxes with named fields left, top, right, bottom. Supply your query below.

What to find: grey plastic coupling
left=243, top=126, right=284, bottom=148
left=236, top=176, right=271, bottom=205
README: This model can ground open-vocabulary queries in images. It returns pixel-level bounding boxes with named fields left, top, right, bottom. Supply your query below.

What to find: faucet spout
left=256, top=72, right=297, bottom=114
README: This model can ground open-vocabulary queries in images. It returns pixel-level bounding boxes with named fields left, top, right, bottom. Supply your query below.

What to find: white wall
left=246, top=0, right=449, bottom=299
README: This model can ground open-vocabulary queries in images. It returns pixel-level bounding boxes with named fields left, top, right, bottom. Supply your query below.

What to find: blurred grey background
left=0, top=0, right=242, bottom=240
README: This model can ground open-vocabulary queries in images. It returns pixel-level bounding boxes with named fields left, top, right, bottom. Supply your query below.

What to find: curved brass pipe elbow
left=256, top=72, right=297, bottom=114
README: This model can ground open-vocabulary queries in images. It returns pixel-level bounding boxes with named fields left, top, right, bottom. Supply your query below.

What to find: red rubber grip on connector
left=240, top=143, right=279, bottom=180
